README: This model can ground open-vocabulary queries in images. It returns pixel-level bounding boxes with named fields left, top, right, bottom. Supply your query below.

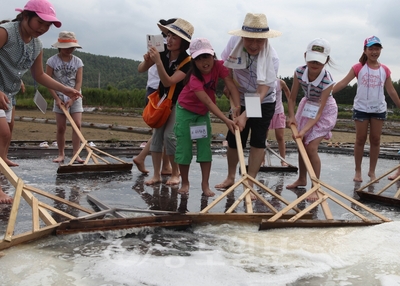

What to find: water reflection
left=132, top=175, right=187, bottom=213
left=52, top=186, right=81, bottom=221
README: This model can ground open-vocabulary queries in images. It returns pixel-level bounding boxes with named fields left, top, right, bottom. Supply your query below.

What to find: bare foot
left=53, top=156, right=65, bottom=163
left=75, top=157, right=85, bottom=163
left=144, top=177, right=161, bottom=185
left=286, top=179, right=307, bottom=189
left=202, top=188, right=215, bottom=197
left=281, top=161, right=289, bottom=167
left=368, top=172, right=378, bottom=183
left=133, top=157, right=149, bottom=174
left=5, top=158, right=19, bottom=167
left=353, top=171, right=363, bottom=182
left=388, top=171, right=400, bottom=180
left=178, top=183, right=189, bottom=195
left=0, top=191, right=13, bottom=204
left=215, top=179, right=234, bottom=189
left=73, top=157, right=85, bottom=164
left=306, top=191, right=319, bottom=202
left=166, top=175, right=180, bottom=185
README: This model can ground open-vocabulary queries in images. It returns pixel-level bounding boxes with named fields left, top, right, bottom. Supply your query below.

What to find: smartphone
left=146, top=34, right=164, bottom=52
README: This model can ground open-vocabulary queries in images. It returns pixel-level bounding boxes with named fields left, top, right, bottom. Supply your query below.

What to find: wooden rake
left=257, top=145, right=298, bottom=173
left=57, top=104, right=133, bottom=174
left=356, top=164, right=400, bottom=207
left=0, top=157, right=94, bottom=250
left=260, top=124, right=391, bottom=229
left=200, top=128, right=304, bottom=216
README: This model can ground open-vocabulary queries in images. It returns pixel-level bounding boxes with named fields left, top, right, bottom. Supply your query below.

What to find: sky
left=3, top=0, right=400, bottom=84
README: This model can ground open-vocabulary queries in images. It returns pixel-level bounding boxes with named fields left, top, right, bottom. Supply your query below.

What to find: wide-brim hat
left=15, top=0, right=61, bottom=28
left=157, top=18, right=194, bottom=43
left=52, top=31, right=82, bottom=49
left=228, top=13, right=281, bottom=39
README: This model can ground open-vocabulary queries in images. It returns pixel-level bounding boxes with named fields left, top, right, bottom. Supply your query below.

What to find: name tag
left=301, top=101, right=320, bottom=119
left=244, top=93, right=262, bottom=118
left=190, top=123, right=208, bottom=140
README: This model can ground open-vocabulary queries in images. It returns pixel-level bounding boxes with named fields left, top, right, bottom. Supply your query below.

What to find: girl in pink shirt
left=175, top=38, right=239, bottom=197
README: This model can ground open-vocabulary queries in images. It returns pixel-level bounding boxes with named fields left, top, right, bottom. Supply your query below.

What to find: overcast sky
left=3, top=0, right=400, bottom=84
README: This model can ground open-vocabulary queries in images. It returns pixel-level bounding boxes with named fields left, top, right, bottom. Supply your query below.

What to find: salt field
left=1, top=152, right=400, bottom=285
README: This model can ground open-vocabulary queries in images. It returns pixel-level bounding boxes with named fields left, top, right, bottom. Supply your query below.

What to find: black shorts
left=226, top=101, right=276, bottom=149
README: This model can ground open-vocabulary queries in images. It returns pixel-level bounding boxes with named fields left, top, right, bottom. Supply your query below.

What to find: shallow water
left=1, top=152, right=400, bottom=285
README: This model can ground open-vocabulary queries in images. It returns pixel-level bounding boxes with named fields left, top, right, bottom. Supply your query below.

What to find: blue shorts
left=352, top=109, right=387, bottom=121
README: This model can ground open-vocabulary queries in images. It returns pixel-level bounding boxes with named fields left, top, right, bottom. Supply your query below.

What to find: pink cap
left=190, top=38, right=214, bottom=59
left=15, top=0, right=61, bottom=28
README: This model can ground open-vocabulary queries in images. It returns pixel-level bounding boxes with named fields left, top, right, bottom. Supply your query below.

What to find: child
left=266, top=78, right=291, bottom=166
left=286, top=38, right=338, bottom=201
left=46, top=31, right=84, bottom=163
left=333, top=36, right=400, bottom=182
left=0, top=20, right=25, bottom=167
left=0, top=0, right=82, bottom=204
left=174, top=38, right=239, bottom=197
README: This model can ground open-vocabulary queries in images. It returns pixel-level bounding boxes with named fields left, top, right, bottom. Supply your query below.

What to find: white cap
left=305, top=38, right=331, bottom=64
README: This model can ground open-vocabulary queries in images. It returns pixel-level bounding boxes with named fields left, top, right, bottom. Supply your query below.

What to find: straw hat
left=157, top=18, right=194, bottom=43
left=52, top=31, right=82, bottom=49
left=228, top=13, right=281, bottom=39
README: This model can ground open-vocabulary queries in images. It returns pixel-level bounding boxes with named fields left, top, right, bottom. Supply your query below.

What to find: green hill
left=22, top=49, right=148, bottom=90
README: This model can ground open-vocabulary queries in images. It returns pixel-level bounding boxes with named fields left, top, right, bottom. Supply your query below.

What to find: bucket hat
left=15, top=0, right=61, bottom=28
left=228, top=13, right=281, bottom=38
left=157, top=18, right=194, bottom=43
left=52, top=31, right=82, bottom=49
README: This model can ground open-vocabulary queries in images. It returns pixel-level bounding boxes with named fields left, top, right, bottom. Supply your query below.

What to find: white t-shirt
left=46, top=54, right=83, bottom=101
left=353, top=63, right=389, bottom=113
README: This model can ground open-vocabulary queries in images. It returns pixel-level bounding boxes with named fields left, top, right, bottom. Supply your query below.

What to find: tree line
left=19, top=49, right=400, bottom=110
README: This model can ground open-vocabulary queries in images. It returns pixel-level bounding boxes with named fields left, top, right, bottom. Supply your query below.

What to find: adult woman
left=138, top=18, right=193, bottom=186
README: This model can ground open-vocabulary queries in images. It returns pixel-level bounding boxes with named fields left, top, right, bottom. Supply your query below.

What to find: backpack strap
left=167, top=56, right=191, bottom=99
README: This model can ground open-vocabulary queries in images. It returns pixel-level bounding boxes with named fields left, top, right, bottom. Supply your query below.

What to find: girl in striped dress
left=286, top=38, right=338, bottom=200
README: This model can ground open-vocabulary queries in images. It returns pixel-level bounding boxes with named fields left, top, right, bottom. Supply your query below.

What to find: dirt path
left=12, top=109, right=400, bottom=144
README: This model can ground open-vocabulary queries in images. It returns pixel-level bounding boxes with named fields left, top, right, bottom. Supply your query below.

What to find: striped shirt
left=295, top=65, right=334, bottom=102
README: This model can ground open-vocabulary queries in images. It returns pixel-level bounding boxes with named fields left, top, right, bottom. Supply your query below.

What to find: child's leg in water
left=178, top=164, right=190, bottom=194
left=200, top=162, right=215, bottom=197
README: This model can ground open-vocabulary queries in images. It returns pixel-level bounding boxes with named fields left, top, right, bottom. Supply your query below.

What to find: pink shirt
left=178, top=60, right=229, bottom=115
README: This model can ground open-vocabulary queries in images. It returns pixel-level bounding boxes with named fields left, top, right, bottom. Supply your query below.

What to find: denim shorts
left=352, top=109, right=387, bottom=121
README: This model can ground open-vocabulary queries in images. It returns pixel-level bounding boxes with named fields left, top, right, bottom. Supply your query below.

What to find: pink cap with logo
left=190, top=38, right=215, bottom=59
left=15, top=0, right=61, bottom=28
